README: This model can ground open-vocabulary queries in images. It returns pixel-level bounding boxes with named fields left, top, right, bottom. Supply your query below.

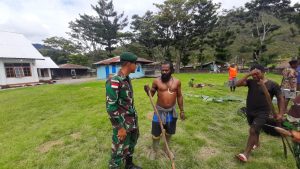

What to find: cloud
left=0, top=0, right=97, bottom=43
left=0, top=0, right=298, bottom=43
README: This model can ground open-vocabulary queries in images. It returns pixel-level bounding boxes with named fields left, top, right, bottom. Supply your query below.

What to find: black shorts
left=152, top=119, right=177, bottom=137
left=247, top=112, right=268, bottom=133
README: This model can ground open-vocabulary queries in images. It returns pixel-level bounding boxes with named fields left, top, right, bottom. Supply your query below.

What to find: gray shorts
left=229, top=77, right=237, bottom=87
left=281, top=88, right=297, bottom=99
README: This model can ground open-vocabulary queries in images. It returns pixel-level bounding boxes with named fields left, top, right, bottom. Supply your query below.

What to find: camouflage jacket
left=281, top=68, right=297, bottom=90
left=106, top=71, right=138, bottom=131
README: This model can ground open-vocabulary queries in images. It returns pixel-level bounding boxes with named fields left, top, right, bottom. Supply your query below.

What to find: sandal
left=236, top=153, right=248, bottom=162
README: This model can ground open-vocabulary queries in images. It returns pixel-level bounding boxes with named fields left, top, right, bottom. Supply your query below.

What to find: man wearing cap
left=281, top=59, right=298, bottom=111
left=235, top=64, right=285, bottom=162
left=106, top=52, right=141, bottom=169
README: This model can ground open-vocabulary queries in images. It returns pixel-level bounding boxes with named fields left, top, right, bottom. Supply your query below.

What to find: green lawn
left=0, top=73, right=296, bottom=169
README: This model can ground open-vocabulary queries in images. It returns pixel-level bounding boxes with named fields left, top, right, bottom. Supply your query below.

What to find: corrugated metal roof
left=0, top=31, right=45, bottom=60
left=94, top=56, right=153, bottom=65
left=36, top=57, right=59, bottom=68
left=59, top=64, right=89, bottom=69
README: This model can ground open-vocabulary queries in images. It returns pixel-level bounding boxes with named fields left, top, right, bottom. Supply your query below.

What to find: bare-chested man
left=144, top=61, right=185, bottom=158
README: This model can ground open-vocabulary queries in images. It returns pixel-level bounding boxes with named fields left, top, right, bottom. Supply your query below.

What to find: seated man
left=188, top=78, right=194, bottom=87
left=188, top=78, right=205, bottom=88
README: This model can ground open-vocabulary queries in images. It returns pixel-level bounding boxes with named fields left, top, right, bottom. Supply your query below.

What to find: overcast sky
left=0, top=0, right=298, bottom=43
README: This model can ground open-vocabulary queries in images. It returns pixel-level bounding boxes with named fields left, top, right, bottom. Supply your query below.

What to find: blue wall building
left=94, top=56, right=153, bottom=80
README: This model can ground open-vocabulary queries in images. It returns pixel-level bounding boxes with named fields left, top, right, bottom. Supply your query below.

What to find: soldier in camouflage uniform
left=281, top=59, right=298, bottom=111
left=106, top=52, right=142, bottom=169
left=283, top=95, right=300, bottom=168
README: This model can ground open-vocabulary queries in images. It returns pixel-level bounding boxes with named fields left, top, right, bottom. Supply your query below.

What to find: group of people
left=105, top=51, right=300, bottom=169
left=235, top=59, right=300, bottom=167
left=105, top=52, right=184, bottom=169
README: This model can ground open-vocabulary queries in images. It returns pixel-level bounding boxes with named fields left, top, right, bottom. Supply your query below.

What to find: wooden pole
left=259, top=79, right=288, bottom=158
left=146, top=90, right=176, bottom=169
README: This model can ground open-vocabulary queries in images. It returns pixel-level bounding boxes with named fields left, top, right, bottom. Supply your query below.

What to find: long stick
left=259, top=80, right=288, bottom=158
left=259, top=80, right=276, bottom=115
left=146, top=90, right=176, bottom=169
left=264, top=124, right=292, bottom=137
left=264, top=124, right=295, bottom=155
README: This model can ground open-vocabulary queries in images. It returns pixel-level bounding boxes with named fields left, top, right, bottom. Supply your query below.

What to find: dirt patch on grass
left=37, top=140, right=64, bottom=153
left=196, top=146, right=219, bottom=161
left=70, top=132, right=81, bottom=140
left=146, top=112, right=153, bottom=121
left=194, top=133, right=216, bottom=146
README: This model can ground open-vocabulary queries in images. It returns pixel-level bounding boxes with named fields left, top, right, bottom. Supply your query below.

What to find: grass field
left=0, top=73, right=296, bottom=169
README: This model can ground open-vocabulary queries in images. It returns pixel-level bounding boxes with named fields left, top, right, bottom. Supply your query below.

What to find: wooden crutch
left=146, top=90, right=176, bottom=169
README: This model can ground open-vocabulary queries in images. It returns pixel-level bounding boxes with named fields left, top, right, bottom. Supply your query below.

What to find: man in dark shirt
left=235, top=64, right=285, bottom=162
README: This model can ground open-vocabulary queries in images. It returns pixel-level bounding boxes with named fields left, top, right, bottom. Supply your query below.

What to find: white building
left=0, top=31, right=58, bottom=87
left=36, top=57, right=59, bottom=81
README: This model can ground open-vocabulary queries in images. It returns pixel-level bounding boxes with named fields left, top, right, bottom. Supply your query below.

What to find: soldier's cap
left=120, top=52, right=137, bottom=63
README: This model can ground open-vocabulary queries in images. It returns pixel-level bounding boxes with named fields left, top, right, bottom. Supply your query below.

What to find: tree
left=68, top=0, right=128, bottom=57
left=40, top=36, right=92, bottom=65
left=213, top=30, right=236, bottom=62
left=131, top=11, right=158, bottom=60
left=68, top=54, right=89, bottom=66
left=289, top=3, right=300, bottom=32
left=40, top=36, right=83, bottom=64
left=245, top=0, right=294, bottom=19
left=152, top=0, right=220, bottom=72
left=38, top=46, right=68, bottom=65
left=259, top=53, right=278, bottom=66
left=181, top=50, right=191, bottom=66
left=188, top=0, right=220, bottom=65
left=43, top=36, right=81, bottom=54
left=155, top=0, right=194, bottom=72
left=244, top=0, right=293, bottom=60
left=68, top=14, right=100, bottom=53
left=153, top=1, right=176, bottom=62
left=298, top=46, right=300, bottom=58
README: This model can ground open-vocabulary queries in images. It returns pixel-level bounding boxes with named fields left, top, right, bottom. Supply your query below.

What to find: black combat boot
left=125, top=156, right=142, bottom=169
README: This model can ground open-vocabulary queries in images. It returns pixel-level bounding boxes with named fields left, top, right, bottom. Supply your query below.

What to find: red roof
left=59, top=64, right=89, bottom=69
left=94, top=56, right=153, bottom=65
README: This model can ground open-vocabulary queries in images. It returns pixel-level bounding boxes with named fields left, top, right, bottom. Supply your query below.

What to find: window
left=5, top=67, right=15, bottom=77
left=5, top=63, right=31, bottom=78
left=38, top=69, right=49, bottom=77
left=23, top=67, right=31, bottom=76
left=14, top=67, right=24, bottom=78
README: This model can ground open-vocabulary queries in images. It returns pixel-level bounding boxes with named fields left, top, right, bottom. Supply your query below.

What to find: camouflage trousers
left=109, top=128, right=139, bottom=169
left=293, top=142, right=300, bottom=169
